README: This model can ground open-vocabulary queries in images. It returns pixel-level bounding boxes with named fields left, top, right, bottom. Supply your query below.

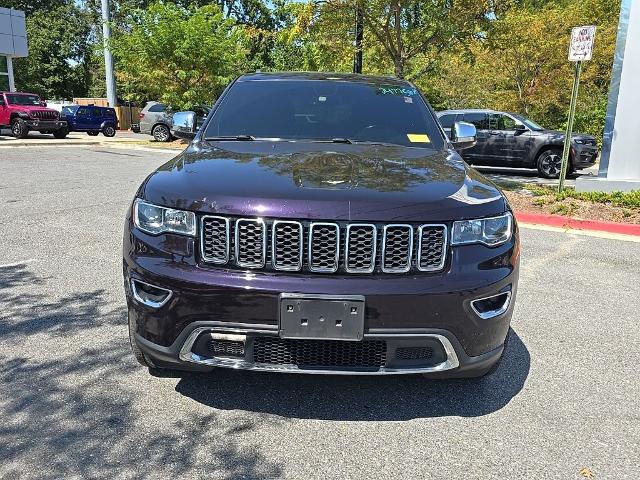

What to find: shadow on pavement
left=175, top=329, right=530, bottom=421
left=0, top=263, right=283, bottom=479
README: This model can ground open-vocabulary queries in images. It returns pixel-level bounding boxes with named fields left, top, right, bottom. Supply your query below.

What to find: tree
left=111, top=3, right=247, bottom=108
left=318, top=0, right=495, bottom=79
left=12, top=3, right=94, bottom=99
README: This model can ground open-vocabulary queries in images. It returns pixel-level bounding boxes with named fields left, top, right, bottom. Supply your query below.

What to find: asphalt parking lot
left=0, top=145, right=638, bottom=479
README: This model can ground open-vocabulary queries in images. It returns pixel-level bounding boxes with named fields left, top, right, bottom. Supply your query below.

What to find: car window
left=61, top=106, right=76, bottom=115
left=438, top=114, right=460, bottom=129
left=206, top=80, right=445, bottom=149
left=462, top=113, right=489, bottom=130
left=147, top=103, right=166, bottom=113
left=77, top=107, right=89, bottom=117
left=6, top=94, right=41, bottom=106
left=489, top=114, right=519, bottom=131
left=90, top=108, right=101, bottom=117
left=105, top=108, right=116, bottom=118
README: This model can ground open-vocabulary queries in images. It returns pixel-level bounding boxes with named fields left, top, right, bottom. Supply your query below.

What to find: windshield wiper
left=204, top=135, right=255, bottom=141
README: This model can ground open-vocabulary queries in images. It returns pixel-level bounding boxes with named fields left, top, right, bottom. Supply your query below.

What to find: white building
left=575, top=0, right=639, bottom=192
left=0, top=8, right=28, bottom=92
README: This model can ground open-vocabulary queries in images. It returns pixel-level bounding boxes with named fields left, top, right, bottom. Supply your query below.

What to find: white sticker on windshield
left=404, top=96, right=413, bottom=104
left=318, top=96, right=327, bottom=102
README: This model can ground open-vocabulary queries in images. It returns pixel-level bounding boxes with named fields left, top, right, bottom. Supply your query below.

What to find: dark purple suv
left=124, top=72, right=519, bottom=378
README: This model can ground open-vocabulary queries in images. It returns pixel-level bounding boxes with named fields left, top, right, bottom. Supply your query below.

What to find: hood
left=140, top=141, right=507, bottom=222
left=535, top=130, right=596, bottom=143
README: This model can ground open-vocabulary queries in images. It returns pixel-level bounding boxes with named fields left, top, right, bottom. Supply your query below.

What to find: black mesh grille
left=396, top=346, right=433, bottom=360
left=309, top=223, right=339, bottom=272
left=418, top=226, right=446, bottom=271
left=200, top=216, right=447, bottom=274
left=236, top=219, right=265, bottom=267
left=31, top=110, right=58, bottom=120
left=383, top=225, right=412, bottom=272
left=207, top=339, right=245, bottom=357
left=201, top=216, right=228, bottom=263
left=253, top=338, right=387, bottom=369
left=272, top=221, right=302, bottom=270
left=346, top=225, right=376, bottom=272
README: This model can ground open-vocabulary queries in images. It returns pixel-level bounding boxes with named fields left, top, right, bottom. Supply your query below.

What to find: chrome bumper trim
left=178, top=327, right=460, bottom=375
left=470, top=291, right=512, bottom=319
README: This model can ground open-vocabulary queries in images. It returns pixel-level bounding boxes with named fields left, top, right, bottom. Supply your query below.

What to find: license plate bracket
left=279, top=293, right=365, bottom=341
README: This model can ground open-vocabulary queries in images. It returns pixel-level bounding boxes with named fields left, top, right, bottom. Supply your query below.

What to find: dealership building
left=0, top=8, right=27, bottom=92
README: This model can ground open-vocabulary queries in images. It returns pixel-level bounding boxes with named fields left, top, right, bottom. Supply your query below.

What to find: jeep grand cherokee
left=124, top=72, right=520, bottom=377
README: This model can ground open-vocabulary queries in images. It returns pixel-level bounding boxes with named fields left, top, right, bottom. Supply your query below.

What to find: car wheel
left=536, top=149, right=563, bottom=178
left=87, top=131, right=100, bottom=136
left=128, top=313, right=156, bottom=368
left=53, top=127, right=68, bottom=139
left=11, top=118, right=29, bottom=139
left=102, top=125, right=116, bottom=137
left=152, top=124, right=171, bottom=142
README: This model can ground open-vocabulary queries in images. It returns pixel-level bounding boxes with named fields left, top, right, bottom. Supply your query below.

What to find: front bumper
left=124, top=217, right=520, bottom=377
left=25, top=119, right=67, bottom=131
left=573, top=144, right=598, bottom=169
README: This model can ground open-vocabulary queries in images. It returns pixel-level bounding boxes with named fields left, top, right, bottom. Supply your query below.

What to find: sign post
left=559, top=25, right=596, bottom=193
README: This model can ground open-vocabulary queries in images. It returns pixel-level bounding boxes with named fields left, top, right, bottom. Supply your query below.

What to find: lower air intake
left=253, top=338, right=387, bottom=369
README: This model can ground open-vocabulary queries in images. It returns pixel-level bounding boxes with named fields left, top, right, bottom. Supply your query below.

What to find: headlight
left=451, top=212, right=513, bottom=247
left=133, top=199, right=196, bottom=236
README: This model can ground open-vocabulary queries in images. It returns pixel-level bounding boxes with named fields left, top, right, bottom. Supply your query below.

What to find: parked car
left=124, top=72, right=519, bottom=378
left=0, top=91, right=68, bottom=139
left=437, top=109, right=598, bottom=178
left=60, top=105, right=118, bottom=137
left=139, top=101, right=210, bottom=142
left=138, top=101, right=174, bottom=142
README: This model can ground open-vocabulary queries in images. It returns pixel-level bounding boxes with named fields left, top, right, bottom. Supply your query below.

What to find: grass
left=500, top=181, right=640, bottom=209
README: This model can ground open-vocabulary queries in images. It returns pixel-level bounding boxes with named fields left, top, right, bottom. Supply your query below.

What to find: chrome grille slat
left=200, top=216, right=447, bottom=274
left=382, top=224, right=413, bottom=273
left=272, top=220, right=303, bottom=271
left=201, top=216, right=230, bottom=264
left=308, top=222, right=340, bottom=273
left=345, top=224, right=377, bottom=273
left=235, top=218, right=267, bottom=268
left=417, top=224, right=447, bottom=272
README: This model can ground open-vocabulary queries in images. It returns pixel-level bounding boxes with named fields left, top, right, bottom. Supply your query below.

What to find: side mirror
left=514, top=123, right=526, bottom=132
left=450, top=121, right=477, bottom=150
left=40, top=101, right=47, bottom=107
left=171, top=111, right=197, bottom=139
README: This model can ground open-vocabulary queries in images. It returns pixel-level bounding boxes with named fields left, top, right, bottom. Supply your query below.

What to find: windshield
left=205, top=79, right=444, bottom=149
left=512, top=113, right=545, bottom=131
left=6, top=94, right=42, bottom=106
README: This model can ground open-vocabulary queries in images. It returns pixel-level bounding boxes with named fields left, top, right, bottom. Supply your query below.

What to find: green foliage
left=12, top=3, right=94, bottom=99
left=111, top=3, right=247, bottom=108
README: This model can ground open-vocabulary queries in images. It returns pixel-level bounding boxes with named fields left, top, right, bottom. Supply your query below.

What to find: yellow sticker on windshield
left=407, top=133, right=430, bottom=143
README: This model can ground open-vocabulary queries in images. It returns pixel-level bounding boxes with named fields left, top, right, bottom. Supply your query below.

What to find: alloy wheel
left=541, top=153, right=562, bottom=177
left=153, top=125, right=170, bottom=142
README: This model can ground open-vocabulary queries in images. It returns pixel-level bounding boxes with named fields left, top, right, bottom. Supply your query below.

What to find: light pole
left=101, top=0, right=117, bottom=107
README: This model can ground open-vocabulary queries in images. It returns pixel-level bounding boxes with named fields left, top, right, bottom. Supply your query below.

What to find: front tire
left=53, top=128, right=68, bottom=139
left=536, top=148, right=563, bottom=179
left=102, top=125, right=116, bottom=137
left=11, top=118, right=29, bottom=139
left=152, top=124, right=171, bottom=142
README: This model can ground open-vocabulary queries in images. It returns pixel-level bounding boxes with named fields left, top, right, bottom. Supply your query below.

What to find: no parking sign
left=569, top=25, right=596, bottom=61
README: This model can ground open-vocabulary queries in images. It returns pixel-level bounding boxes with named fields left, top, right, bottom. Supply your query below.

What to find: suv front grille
left=31, top=110, right=58, bottom=120
left=253, top=337, right=387, bottom=369
left=200, top=216, right=448, bottom=275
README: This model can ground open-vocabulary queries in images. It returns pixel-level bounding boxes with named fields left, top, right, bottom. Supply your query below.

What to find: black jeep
left=437, top=109, right=598, bottom=178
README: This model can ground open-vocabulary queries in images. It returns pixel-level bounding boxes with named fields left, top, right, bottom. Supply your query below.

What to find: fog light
left=470, top=291, right=512, bottom=319
left=130, top=279, right=172, bottom=308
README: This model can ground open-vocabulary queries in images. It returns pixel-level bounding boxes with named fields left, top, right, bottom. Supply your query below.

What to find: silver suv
left=139, top=101, right=173, bottom=142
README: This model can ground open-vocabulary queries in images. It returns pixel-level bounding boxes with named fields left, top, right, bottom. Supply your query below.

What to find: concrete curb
left=515, top=211, right=640, bottom=236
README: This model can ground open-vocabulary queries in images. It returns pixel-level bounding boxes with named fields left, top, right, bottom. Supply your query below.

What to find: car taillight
left=139, top=113, right=145, bottom=120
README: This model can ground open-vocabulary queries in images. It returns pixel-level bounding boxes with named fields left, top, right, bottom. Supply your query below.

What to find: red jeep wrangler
left=0, top=91, right=68, bottom=139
